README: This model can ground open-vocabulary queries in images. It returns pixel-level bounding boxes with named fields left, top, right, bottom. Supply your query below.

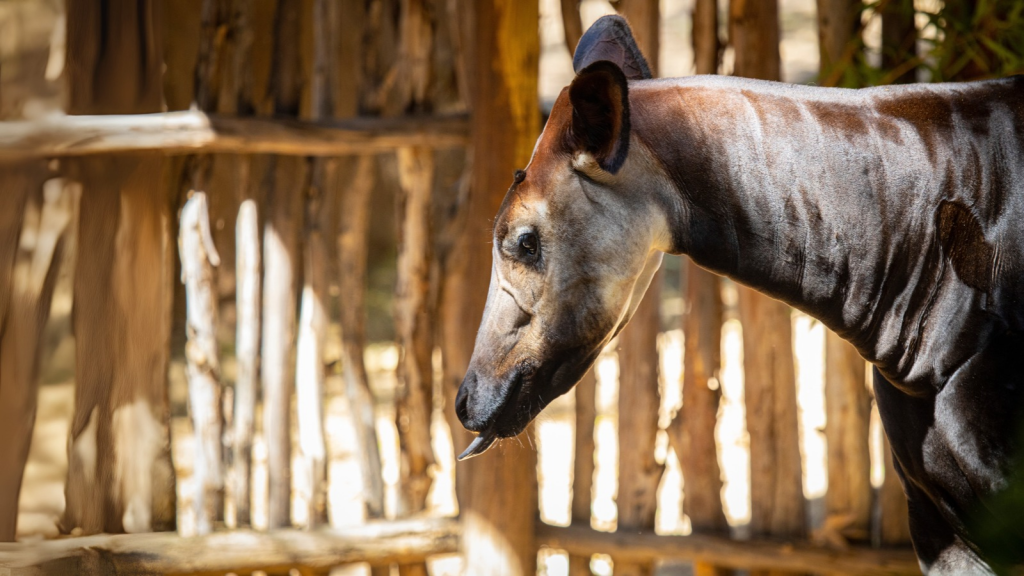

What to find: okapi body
left=455, top=16, right=1024, bottom=575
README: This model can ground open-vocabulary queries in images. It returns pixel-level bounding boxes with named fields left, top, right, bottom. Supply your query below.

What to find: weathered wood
left=179, top=192, right=225, bottom=535
left=336, top=155, right=386, bottom=524
left=233, top=195, right=260, bottom=527
left=875, top=387, right=911, bottom=547
left=63, top=0, right=177, bottom=536
left=816, top=0, right=861, bottom=87
left=560, top=0, right=583, bottom=55
left=0, top=112, right=471, bottom=160
left=736, top=288, right=805, bottom=540
left=569, top=368, right=597, bottom=576
left=730, top=6, right=805, bottom=574
left=611, top=4, right=662, bottom=575
left=448, top=1, right=540, bottom=574
left=880, top=0, right=917, bottom=84
left=669, top=264, right=730, bottom=576
left=261, top=155, right=304, bottom=529
left=692, top=0, right=720, bottom=75
left=0, top=172, right=74, bottom=541
left=0, top=164, right=34, bottom=541
left=729, top=0, right=781, bottom=82
left=823, top=332, right=871, bottom=547
left=615, top=274, right=664, bottom=576
left=537, top=524, right=921, bottom=575
left=680, top=7, right=727, bottom=574
left=0, top=518, right=461, bottom=576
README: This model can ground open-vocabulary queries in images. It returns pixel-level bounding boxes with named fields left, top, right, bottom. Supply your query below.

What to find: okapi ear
left=572, top=15, right=652, bottom=81
left=568, top=60, right=631, bottom=174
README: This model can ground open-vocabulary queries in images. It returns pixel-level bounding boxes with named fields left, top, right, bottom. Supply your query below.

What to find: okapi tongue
left=457, top=432, right=497, bottom=461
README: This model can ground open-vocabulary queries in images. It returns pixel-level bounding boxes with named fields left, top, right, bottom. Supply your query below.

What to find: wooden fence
left=0, top=1, right=921, bottom=575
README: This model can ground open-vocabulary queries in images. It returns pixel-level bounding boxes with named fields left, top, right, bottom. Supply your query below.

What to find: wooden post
left=815, top=0, right=873, bottom=548
left=669, top=265, right=730, bottom=576
left=260, top=0, right=308, bottom=530
left=179, top=192, right=225, bottom=535
left=0, top=168, right=73, bottom=541
left=446, top=1, right=540, bottom=574
left=569, top=368, right=597, bottom=576
left=560, top=0, right=583, bottom=55
left=612, top=3, right=663, bottom=575
left=62, top=0, right=177, bottom=535
left=872, top=367, right=911, bottom=548
left=334, top=0, right=386, bottom=531
left=692, top=0, right=720, bottom=76
left=674, top=6, right=729, bottom=575
left=880, top=0, right=917, bottom=84
left=816, top=0, right=861, bottom=87
left=823, top=334, right=871, bottom=546
left=234, top=194, right=260, bottom=527
left=730, top=6, right=806, bottom=572
left=389, top=6, right=438, bottom=575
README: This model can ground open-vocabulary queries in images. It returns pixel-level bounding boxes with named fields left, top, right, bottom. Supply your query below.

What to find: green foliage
left=829, top=0, right=1024, bottom=87
left=922, top=0, right=1024, bottom=81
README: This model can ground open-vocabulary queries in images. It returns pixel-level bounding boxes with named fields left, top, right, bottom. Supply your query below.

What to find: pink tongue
left=457, top=433, right=497, bottom=461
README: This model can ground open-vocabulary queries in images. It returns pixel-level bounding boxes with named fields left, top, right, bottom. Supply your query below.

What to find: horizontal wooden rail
left=535, top=523, right=921, bottom=576
left=0, top=517, right=460, bottom=576
left=0, top=517, right=922, bottom=575
left=0, top=111, right=470, bottom=160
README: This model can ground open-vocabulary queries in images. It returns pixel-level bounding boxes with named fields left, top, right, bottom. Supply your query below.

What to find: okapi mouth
left=457, top=368, right=531, bottom=461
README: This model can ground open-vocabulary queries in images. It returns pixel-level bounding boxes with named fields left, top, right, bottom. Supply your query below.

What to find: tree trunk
left=880, top=0, right=916, bottom=84
left=63, top=0, right=177, bottom=536
left=569, top=368, right=597, bottom=576
left=0, top=168, right=73, bottom=541
left=179, top=192, right=224, bottom=535
left=816, top=0, right=861, bottom=87
left=446, top=1, right=540, bottom=574
left=729, top=0, right=781, bottom=82
left=823, top=333, right=871, bottom=546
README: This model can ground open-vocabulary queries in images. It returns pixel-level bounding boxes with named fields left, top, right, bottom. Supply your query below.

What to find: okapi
left=455, top=15, right=1024, bottom=575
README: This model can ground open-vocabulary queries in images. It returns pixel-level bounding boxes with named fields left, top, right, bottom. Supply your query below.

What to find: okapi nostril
left=455, top=380, right=471, bottom=424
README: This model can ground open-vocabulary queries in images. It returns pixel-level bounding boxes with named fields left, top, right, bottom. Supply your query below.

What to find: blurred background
left=0, top=1, right=1022, bottom=575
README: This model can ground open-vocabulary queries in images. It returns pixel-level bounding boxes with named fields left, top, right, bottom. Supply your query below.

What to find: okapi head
left=456, top=16, right=674, bottom=459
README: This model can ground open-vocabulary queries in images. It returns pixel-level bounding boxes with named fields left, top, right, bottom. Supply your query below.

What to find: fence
left=0, top=1, right=920, bottom=575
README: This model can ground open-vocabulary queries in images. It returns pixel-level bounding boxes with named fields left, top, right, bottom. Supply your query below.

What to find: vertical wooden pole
left=234, top=193, right=261, bottom=527
left=63, top=0, right=177, bottom=535
left=815, top=2, right=873, bottom=546
left=293, top=0, right=336, bottom=530
left=816, top=0, right=861, bottom=87
left=676, top=6, right=729, bottom=575
left=729, top=7, right=806, bottom=573
left=569, top=369, right=597, bottom=576
left=260, top=0, right=308, bottom=530
left=179, top=192, right=225, bottom=535
left=448, top=1, right=540, bottom=574
left=333, top=0, right=386, bottom=530
left=0, top=168, right=72, bottom=541
left=873, top=370, right=911, bottom=548
left=880, top=0, right=916, bottom=84
left=669, top=266, right=730, bottom=576
left=612, top=4, right=663, bottom=575
left=560, top=0, right=583, bottom=55
left=823, top=333, right=871, bottom=544
left=389, top=5, right=437, bottom=574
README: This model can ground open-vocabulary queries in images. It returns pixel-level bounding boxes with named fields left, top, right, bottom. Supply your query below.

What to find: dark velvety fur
left=568, top=62, right=632, bottom=174
left=572, top=14, right=652, bottom=81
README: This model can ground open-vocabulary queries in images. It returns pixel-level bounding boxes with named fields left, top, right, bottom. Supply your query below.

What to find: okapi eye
left=518, top=232, right=539, bottom=257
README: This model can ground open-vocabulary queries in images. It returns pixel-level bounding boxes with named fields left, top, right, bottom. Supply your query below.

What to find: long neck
left=631, top=75, right=1022, bottom=381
